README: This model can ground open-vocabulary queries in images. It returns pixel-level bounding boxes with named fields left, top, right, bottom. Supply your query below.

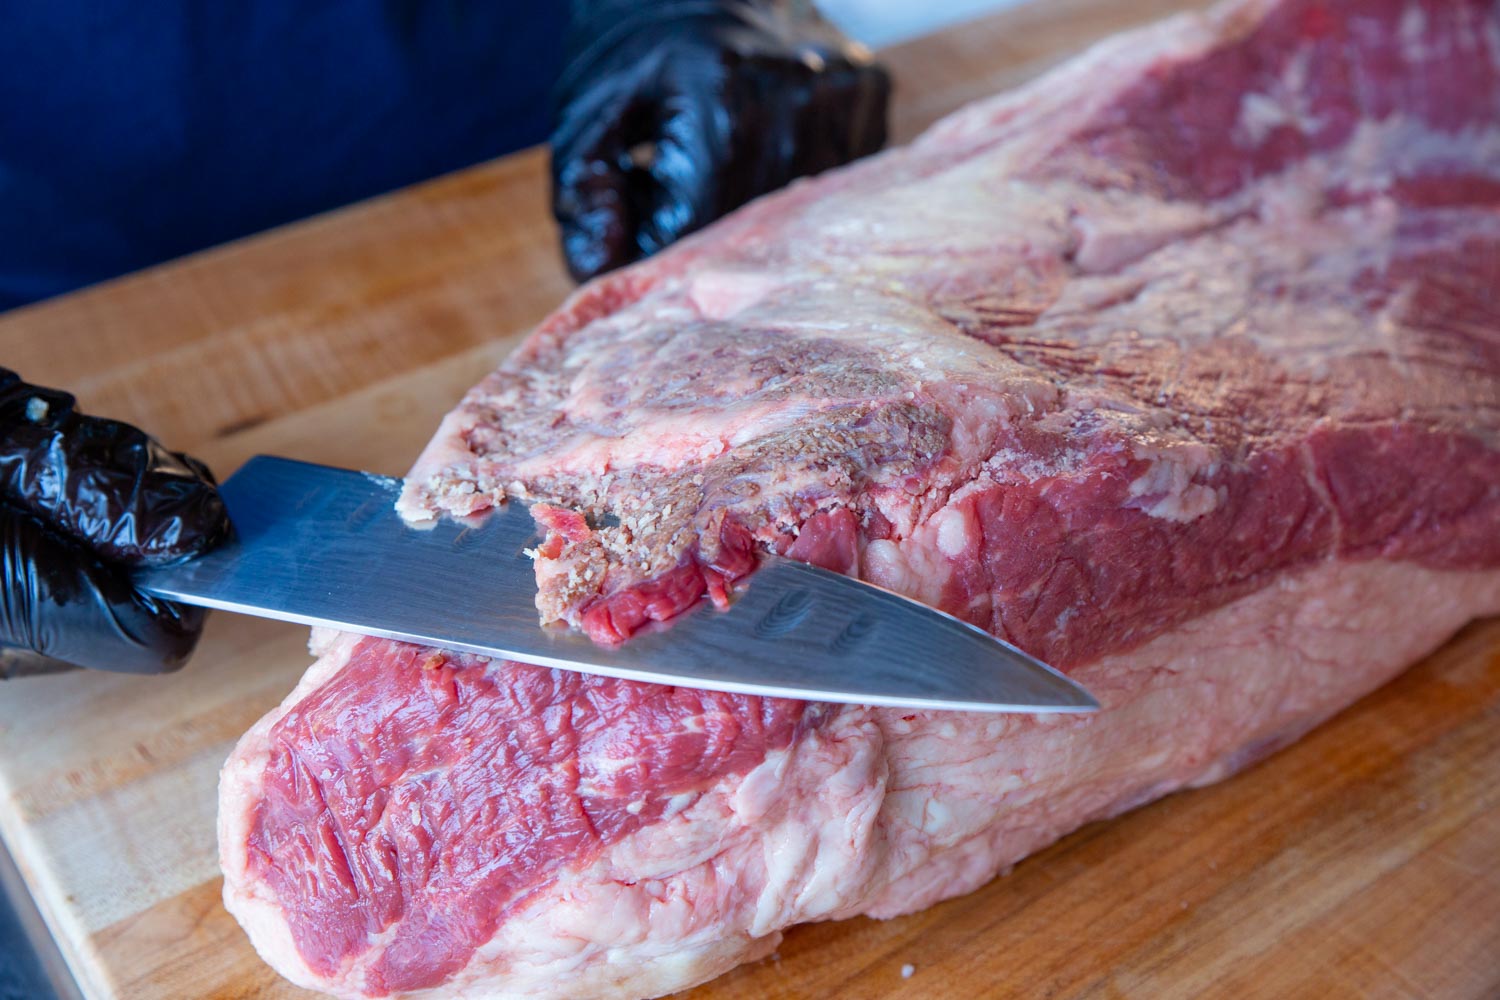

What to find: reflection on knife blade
left=134, top=456, right=1098, bottom=713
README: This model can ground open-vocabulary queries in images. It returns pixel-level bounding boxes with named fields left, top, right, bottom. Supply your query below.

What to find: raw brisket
left=220, top=0, right=1500, bottom=996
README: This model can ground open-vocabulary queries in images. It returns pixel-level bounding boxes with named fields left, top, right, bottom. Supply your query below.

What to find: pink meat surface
left=220, top=0, right=1500, bottom=996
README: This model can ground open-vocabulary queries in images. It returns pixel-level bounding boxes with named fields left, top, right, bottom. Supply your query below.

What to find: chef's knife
left=134, top=456, right=1098, bottom=713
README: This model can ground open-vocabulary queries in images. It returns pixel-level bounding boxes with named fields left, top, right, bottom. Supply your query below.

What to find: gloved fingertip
left=1, top=508, right=207, bottom=675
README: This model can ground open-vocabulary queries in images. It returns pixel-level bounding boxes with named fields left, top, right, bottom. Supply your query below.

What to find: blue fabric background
left=0, top=1, right=566, bottom=311
left=0, top=881, right=56, bottom=1000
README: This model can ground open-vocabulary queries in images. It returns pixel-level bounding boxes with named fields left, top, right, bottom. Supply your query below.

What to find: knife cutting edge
left=133, top=456, right=1099, bottom=713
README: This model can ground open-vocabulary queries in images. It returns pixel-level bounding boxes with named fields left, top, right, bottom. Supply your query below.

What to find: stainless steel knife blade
left=133, top=456, right=1098, bottom=713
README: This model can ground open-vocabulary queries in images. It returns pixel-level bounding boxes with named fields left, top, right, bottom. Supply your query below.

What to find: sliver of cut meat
left=220, top=0, right=1500, bottom=996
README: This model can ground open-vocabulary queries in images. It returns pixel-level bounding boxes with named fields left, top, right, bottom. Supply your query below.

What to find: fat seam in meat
left=219, top=0, right=1500, bottom=996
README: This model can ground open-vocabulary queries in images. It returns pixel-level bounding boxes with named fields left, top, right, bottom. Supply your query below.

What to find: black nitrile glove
left=551, top=0, right=891, bottom=282
left=0, top=370, right=230, bottom=678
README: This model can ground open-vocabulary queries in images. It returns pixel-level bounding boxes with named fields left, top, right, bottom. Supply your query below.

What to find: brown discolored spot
left=213, top=413, right=269, bottom=438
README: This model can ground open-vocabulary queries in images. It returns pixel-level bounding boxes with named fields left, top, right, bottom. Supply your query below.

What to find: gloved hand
left=0, top=370, right=230, bottom=679
left=551, top=0, right=891, bottom=282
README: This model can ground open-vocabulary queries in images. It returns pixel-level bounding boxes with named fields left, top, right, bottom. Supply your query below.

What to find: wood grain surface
left=1, top=0, right=1496, bottom=997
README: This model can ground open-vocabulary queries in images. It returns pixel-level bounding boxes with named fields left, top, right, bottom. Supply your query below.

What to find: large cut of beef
left=220, top=0, right=1500, bottom=996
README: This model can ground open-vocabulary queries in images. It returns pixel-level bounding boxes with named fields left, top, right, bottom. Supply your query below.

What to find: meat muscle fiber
left=220, top=0, right=1500, bottom=996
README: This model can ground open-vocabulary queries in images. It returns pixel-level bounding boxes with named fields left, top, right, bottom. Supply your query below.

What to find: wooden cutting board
left=2, top=1, right=1497, bottom=997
